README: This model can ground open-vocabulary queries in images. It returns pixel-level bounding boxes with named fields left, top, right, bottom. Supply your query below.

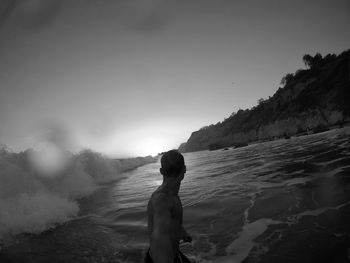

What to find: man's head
left=160, top=150, right=186, bottom=178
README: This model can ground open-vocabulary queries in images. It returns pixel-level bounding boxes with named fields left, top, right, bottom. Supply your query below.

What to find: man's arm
left=150, top=193, right=174, bottom=263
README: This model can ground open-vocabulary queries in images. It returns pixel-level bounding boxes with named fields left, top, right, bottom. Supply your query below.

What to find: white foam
left=222, top=218, right=281, bottom=263
left=194, top=219, right=281, bottom=263
left=0, top=191, right=79, bottom=237
left=0, top=158, right=79, bottom=238
left=190, top=234, right=217, bottom=262
left=295, top=200, right=350, bottom=221
left=243, top=191, right=261, bottom=224
left=284, top=177, right=312, bottom=186
left=313, top=157, right=346, bottom=166
left=0, top=148, right=156, bottom=241
left=192, top=201, right=350, bottom=263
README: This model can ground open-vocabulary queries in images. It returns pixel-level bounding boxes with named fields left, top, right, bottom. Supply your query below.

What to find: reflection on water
left=1, top=127, right=350, bottom=263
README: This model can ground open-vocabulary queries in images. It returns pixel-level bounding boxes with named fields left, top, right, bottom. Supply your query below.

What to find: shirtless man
left=145, top=150, right=192, bottom=263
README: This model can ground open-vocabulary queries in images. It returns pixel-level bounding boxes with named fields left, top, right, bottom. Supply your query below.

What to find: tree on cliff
left=280, top=73, right=294, bottom=86
left=257, top=98, right=265, bottom=105
left=302, top=53, right=323, bottom=69
left=302, top=54, right=313, bottom=69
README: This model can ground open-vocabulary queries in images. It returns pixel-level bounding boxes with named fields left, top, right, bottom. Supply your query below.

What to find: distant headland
left=179, top=49, right=350, bottom=153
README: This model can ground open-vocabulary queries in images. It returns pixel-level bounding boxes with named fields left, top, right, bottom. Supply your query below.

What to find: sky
left=0, top=0, right=349, bottom=157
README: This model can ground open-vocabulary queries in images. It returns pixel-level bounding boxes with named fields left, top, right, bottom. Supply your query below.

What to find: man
left=145, top=150, right=192, bottom=263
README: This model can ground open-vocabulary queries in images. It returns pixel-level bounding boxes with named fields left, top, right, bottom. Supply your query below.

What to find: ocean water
left=1, top=127, right=350, bottom=263
left=0, top=150, right=155, bottom=251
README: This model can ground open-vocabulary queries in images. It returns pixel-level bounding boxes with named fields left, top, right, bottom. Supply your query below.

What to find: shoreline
left=185, top=123, right=350, bottom=153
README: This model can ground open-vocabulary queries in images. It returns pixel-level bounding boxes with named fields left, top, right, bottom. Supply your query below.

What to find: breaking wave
left=0, top=147, right=156, bottom=241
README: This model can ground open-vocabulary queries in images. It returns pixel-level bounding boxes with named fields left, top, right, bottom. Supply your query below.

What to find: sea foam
left=0, top=148, right=156, bottom=241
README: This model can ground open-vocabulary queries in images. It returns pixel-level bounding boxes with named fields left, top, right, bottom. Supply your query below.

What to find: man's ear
left=183, top=165, right=186, bottom=174
left=160, top=168, right=164, bottom=175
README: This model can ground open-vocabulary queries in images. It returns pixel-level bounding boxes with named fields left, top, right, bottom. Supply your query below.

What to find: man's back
left=147, top=187, right=183, bottom=260
left=145, top=150, right=192, bottom=263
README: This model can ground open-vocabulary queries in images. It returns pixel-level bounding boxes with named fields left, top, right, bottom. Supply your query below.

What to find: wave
left=0, top=147, right=156, bottom=241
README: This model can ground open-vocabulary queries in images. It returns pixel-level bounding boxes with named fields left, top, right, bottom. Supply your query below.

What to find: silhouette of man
left=145, top=150, right=192, bottom=263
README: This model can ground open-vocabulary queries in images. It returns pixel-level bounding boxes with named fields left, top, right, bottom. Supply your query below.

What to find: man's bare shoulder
left=150, top=190, right=174, bottom=212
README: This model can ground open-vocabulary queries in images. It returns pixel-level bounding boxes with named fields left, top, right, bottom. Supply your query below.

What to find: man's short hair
left=161, top=150, right=185, bottom=176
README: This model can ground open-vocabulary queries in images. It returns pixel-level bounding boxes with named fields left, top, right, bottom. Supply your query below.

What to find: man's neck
left=160, top=177, right=181, bottom=195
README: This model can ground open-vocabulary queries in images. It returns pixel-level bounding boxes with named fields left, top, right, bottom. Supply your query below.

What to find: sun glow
left=131, top=136, right=169, bottom=157
left=83, top=130, right=176, bottom=157
left=79, top=121, right=190, bottom=157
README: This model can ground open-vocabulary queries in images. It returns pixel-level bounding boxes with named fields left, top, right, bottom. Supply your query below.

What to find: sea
left=1, top=127, right=350, bottom=263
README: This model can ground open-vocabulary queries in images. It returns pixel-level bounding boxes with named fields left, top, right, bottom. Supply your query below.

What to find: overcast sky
left=0, top=0, right=349, bottom=157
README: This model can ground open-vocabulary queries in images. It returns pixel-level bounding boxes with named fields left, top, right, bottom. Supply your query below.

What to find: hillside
left=179, top=50, right=350, bottom=153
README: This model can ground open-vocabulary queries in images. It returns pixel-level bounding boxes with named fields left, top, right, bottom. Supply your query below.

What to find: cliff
left=180, top=50, right=350, bottom=153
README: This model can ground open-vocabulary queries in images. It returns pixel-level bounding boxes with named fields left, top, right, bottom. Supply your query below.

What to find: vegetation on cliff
left=179, top=49, right=350, bottom=153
